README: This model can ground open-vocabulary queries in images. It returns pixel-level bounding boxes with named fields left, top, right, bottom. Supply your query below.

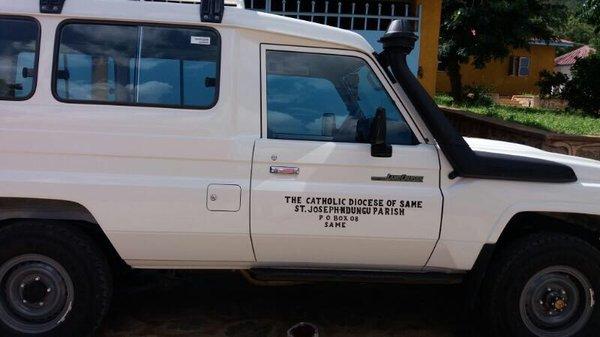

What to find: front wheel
left=0, top=221, right=112, bottom=337
left=481, top=233, right=600, bottom=337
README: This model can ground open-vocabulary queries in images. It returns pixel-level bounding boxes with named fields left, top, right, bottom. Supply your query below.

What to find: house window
left=508, top=56, right=530, bottom=77
left=518, top=57, right=530, bottom=76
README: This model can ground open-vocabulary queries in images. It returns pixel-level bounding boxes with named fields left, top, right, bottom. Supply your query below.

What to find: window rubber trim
left=259, top=43, right=429, bottom=144
left=0, top=15, right=42, bottom=102
left=51, top=18, right=222, bottom=111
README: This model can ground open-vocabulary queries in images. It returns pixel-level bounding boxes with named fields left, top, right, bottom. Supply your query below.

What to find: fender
left=427, top=200, right=600, bottom=272
left=0, top=197, right=126, bottom=265
left=487, top=201, right=600, bottom=243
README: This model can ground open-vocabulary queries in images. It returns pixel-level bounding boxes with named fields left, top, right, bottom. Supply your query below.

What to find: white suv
left=0, top=1, right=599, bottom=336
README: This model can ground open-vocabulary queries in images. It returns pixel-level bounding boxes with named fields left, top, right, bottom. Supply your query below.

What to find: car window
left=267, top=75, right=348, bottom=140
left=266, top=50, right=416, bottom=145
left=0, top=17, right=39, bottom=100
left=55, top=22, right=219, bottom=109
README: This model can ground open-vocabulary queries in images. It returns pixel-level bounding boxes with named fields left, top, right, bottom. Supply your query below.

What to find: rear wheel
left=482, top=233, right=600, bottom=337
left=0, top=221, right=112, bottom=337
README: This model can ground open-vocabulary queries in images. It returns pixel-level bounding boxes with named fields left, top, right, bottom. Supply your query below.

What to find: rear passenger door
left=250, top=46, right=443, bottom=269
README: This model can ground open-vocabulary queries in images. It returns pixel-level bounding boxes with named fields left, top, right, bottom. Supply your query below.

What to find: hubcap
left=520, top=266, right=594, bottom=337
left=0, top=254, right=74, bottom=333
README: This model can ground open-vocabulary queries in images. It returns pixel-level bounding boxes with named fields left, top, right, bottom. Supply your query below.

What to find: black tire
left=0, top=221, right=112, bottom=337
left=481, top=232, right=600, bottom=337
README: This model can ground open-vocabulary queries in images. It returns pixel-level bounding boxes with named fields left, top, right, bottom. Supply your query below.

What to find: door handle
left=270, top=166, right=300, bottom=175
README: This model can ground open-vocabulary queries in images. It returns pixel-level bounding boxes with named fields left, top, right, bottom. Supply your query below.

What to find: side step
left=248, top=268, right=464, bottom=285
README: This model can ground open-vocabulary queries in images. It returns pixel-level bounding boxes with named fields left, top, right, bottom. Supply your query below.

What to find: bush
left=462, top=85, right=495, bottom=107
left=563, top=54, right=600, bottom=116
left=435, top=93, right=454, bottom=106
left=537, top=70, right=569, bottom=99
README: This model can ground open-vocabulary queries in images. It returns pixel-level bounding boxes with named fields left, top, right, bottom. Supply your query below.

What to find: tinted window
left=56, top=24, right=138, bottom=102
left=0, top=18, right=39, bottom=100
left=266, top=51, right=415, bottom=145
left=55, top=23, right=219, bottom=109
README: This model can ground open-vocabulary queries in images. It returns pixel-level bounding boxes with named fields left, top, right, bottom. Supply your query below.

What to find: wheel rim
left=0, top=254, right=74, bottom=333
left=519, top=266, right=594, bottom=337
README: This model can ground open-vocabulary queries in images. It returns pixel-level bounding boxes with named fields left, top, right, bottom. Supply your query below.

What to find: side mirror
left=322, top=113, right=336, bottom=137
left=370, top=108, right=392, bottom=158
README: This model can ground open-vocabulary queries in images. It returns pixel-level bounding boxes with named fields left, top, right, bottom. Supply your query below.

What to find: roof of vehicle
left=2, top=0, right=374, bottom=54
left=132, top=0, right=245, bottom=8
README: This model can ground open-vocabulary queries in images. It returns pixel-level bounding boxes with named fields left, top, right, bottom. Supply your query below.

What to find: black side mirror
left=370, top=108, right=392, bottom=158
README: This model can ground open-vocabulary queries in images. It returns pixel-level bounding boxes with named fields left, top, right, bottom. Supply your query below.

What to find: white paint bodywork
left=428, top=138, right=600, bottom=270
left=1, top=0, right=599, bottom=272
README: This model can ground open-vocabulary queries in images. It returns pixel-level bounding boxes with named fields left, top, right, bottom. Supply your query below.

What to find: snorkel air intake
left=378, top=20, right=577, bottom=183
left=379, top=20, right=479, bottom=178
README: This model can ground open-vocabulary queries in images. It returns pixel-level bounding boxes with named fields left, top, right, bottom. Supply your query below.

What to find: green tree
left=583, top=0, right=600, bottom=31
left=537, top=70, right=569, bottom=98
left=562, top=54, right=600, bottom=115
left=439, top=0, right=567, bottom=101
left=553, top=0, right=599, bottom=51
left=561, top=16, right=595, bottom=46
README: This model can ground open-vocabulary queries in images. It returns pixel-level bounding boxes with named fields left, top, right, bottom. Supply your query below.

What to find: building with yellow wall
left=437, top=41, right=572, bottom=96
left=413, top=0, right=442, bottom=96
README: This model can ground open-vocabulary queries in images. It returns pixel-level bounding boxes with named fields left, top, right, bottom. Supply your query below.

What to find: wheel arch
left=487, top=201, right=600, bottom=244
left=465, top=210, right=600, bottom=315
left=475, top=209, right=600, bottom=275
left=495, top=211, right=600, bottom=252
left=0, top=197, right=99, bottom=223
left=0, top=197, right=128, bottom=270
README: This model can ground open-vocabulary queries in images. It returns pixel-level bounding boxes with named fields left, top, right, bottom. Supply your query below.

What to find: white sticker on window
left=191, top=36, right=211, bottom=45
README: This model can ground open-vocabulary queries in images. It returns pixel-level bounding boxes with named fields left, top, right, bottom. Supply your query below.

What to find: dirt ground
left=97, top=271, right=464, bottom=337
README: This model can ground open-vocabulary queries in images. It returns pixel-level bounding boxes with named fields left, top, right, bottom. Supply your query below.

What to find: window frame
left=260, top=44, right=424, bottom=145
left=0, top=15, right=41, bottom=102
left=508, top=56, right=517, bottom=76
left=51, top=19, right=222, bottom=110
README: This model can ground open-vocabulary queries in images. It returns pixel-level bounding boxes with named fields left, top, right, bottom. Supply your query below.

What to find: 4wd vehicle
left=0, top=0, right=599, bottom=336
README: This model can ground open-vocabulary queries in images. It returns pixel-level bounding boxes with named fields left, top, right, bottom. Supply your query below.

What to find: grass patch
left=435, top=94, right=600, bottom=136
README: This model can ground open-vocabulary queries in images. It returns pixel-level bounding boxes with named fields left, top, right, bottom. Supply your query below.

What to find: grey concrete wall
left=441, top=107, right=600, bottom=161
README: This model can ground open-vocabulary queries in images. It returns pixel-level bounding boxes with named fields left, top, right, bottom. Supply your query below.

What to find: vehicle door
left=250, top=45, right=443, bottom=269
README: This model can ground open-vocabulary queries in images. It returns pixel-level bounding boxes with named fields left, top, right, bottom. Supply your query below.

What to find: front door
left=250, top=46, right=443, bottom=269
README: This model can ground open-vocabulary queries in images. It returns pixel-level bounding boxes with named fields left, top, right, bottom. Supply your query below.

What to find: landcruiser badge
left=371, top=174, right=424, bottom=183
